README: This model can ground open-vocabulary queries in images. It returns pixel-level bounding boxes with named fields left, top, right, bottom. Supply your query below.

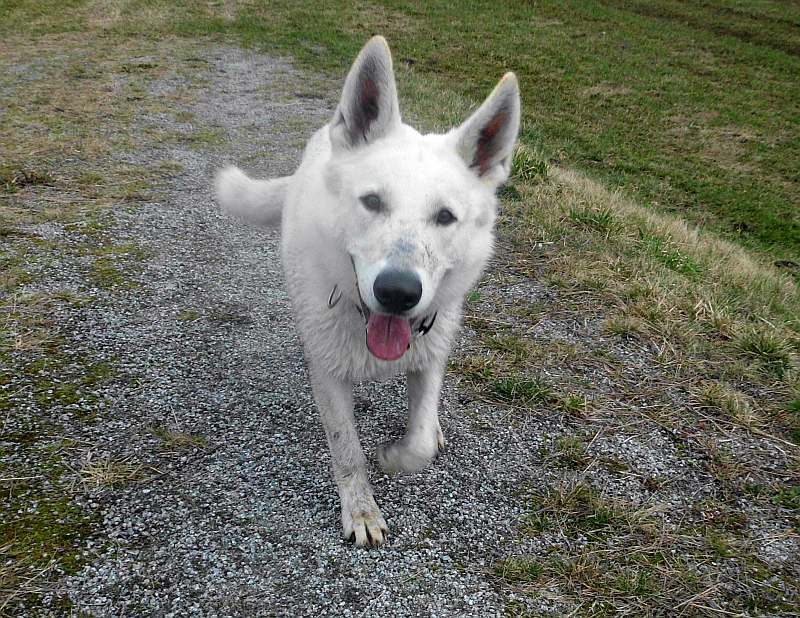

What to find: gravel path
left=49, top=46, right=541, bottom=617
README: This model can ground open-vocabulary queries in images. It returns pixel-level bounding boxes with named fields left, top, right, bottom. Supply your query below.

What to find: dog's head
left=327, top=37, right=520, bottom=361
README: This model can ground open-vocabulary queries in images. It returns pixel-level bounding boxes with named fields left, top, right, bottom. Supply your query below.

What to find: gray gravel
left=31, top=47, right=537, bottom=616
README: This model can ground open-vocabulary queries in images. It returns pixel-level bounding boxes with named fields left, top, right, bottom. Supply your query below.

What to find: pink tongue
left=366, top=314, right=412, bottom=361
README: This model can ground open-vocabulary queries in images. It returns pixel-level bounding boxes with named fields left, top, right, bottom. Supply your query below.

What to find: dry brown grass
left=148, top=426, right=208, bottom=451
left=77, top=454, right=143, bottom=490
left=693, top=382, right=762, bottom=429
left=498, top=480, right=796, bottom=616
left=0, top=294, right=61, bottom=355
left=0, top=543, right=58, bottom=615
left=458, top=153, right=800, bottom=614
left=501, top=164, right=799, bottom=388
left=540, top=167, right=796, bottom=309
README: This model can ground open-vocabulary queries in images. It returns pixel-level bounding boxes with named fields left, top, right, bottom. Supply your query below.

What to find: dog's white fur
left=215, top=37, right=520, bottom=546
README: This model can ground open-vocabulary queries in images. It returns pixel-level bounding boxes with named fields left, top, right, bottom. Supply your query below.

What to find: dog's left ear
left=449, top=73, right=521, bottom=188
left=330, top=36, right=401, bottom=151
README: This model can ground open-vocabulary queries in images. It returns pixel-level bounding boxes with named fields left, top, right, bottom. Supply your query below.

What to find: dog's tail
left=215, top=166, right=289, bottom=228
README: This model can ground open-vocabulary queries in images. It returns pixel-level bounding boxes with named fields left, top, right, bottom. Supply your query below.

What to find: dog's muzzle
left=327, top=263, right=437, bottom=361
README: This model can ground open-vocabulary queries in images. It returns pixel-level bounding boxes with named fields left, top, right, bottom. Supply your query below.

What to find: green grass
left=177, top=308, right=201, bottom=322
left=637, top=228, right=704, bottom=278
left=2, top=1, right=798, bottom=260
left=554, top=435, right=591, bottom=469
left=0, top=15, right=176, bottom=607
left=498, top=481, right=799, bottom=615
left=512, top=145, right=549, bottom=184
left=568, top=204, right=620, bottom=238
left=90, top=256, right=137, bottom=290
left=774, top=485, right=800, bottom=510
left=459, top=149, right=798, bottom=613
left=0, top=444, right=98, bottom=611
left=0, top=165, right=54, bottom=194
left=32, top=360, right=113, bottom=411
left=733, top=325, right=796, bottom=378
left=492, top=376, right=552, bottom=406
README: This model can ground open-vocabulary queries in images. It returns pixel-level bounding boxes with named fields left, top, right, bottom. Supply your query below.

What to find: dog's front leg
left=310, top=367, right=388, bottom=546
left=377, top=363, right=446, bottom=475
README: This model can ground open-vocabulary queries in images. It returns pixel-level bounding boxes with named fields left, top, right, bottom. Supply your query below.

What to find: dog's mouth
left=352, top=282, right=437, bottom=362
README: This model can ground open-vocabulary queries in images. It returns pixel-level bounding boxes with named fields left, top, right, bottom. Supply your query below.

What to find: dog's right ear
left=329, top=36, right=401, bottom=151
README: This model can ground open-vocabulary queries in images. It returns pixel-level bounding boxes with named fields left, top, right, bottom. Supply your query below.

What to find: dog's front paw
left=341, top=495, right=388, bottom=547
left=377, top=434, right=440, bottom=475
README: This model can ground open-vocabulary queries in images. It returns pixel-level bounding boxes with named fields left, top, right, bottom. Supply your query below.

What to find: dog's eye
left=360, top=193, right=383, bottom=213
left=435, top=208, right=457, bottom=226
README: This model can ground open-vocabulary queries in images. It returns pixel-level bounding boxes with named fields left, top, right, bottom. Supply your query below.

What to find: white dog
left=216, top=36, right=520, bottom=546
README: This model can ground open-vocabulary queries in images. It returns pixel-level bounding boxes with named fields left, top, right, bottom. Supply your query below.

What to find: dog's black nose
left=373, top=270, right=422, bottom=313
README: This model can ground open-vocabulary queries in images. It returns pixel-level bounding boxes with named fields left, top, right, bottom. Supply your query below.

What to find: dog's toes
left=364, top=519, right=388, bottom=547
left=436, top=425, right=446, bottom=451
left=345, top=510, right=388, bottom=547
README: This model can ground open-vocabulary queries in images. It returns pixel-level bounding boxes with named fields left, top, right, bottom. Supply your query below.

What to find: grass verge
left=0, top=17, right=205, bottom=613
left=499, top=481, right=796, bottom=615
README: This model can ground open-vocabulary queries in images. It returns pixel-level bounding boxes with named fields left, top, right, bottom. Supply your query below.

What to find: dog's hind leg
left=377, top=363, right=445, bottom=475
left=214, top=166, right=289, bottom=228
left=310, top=367, right=388, bottom=547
